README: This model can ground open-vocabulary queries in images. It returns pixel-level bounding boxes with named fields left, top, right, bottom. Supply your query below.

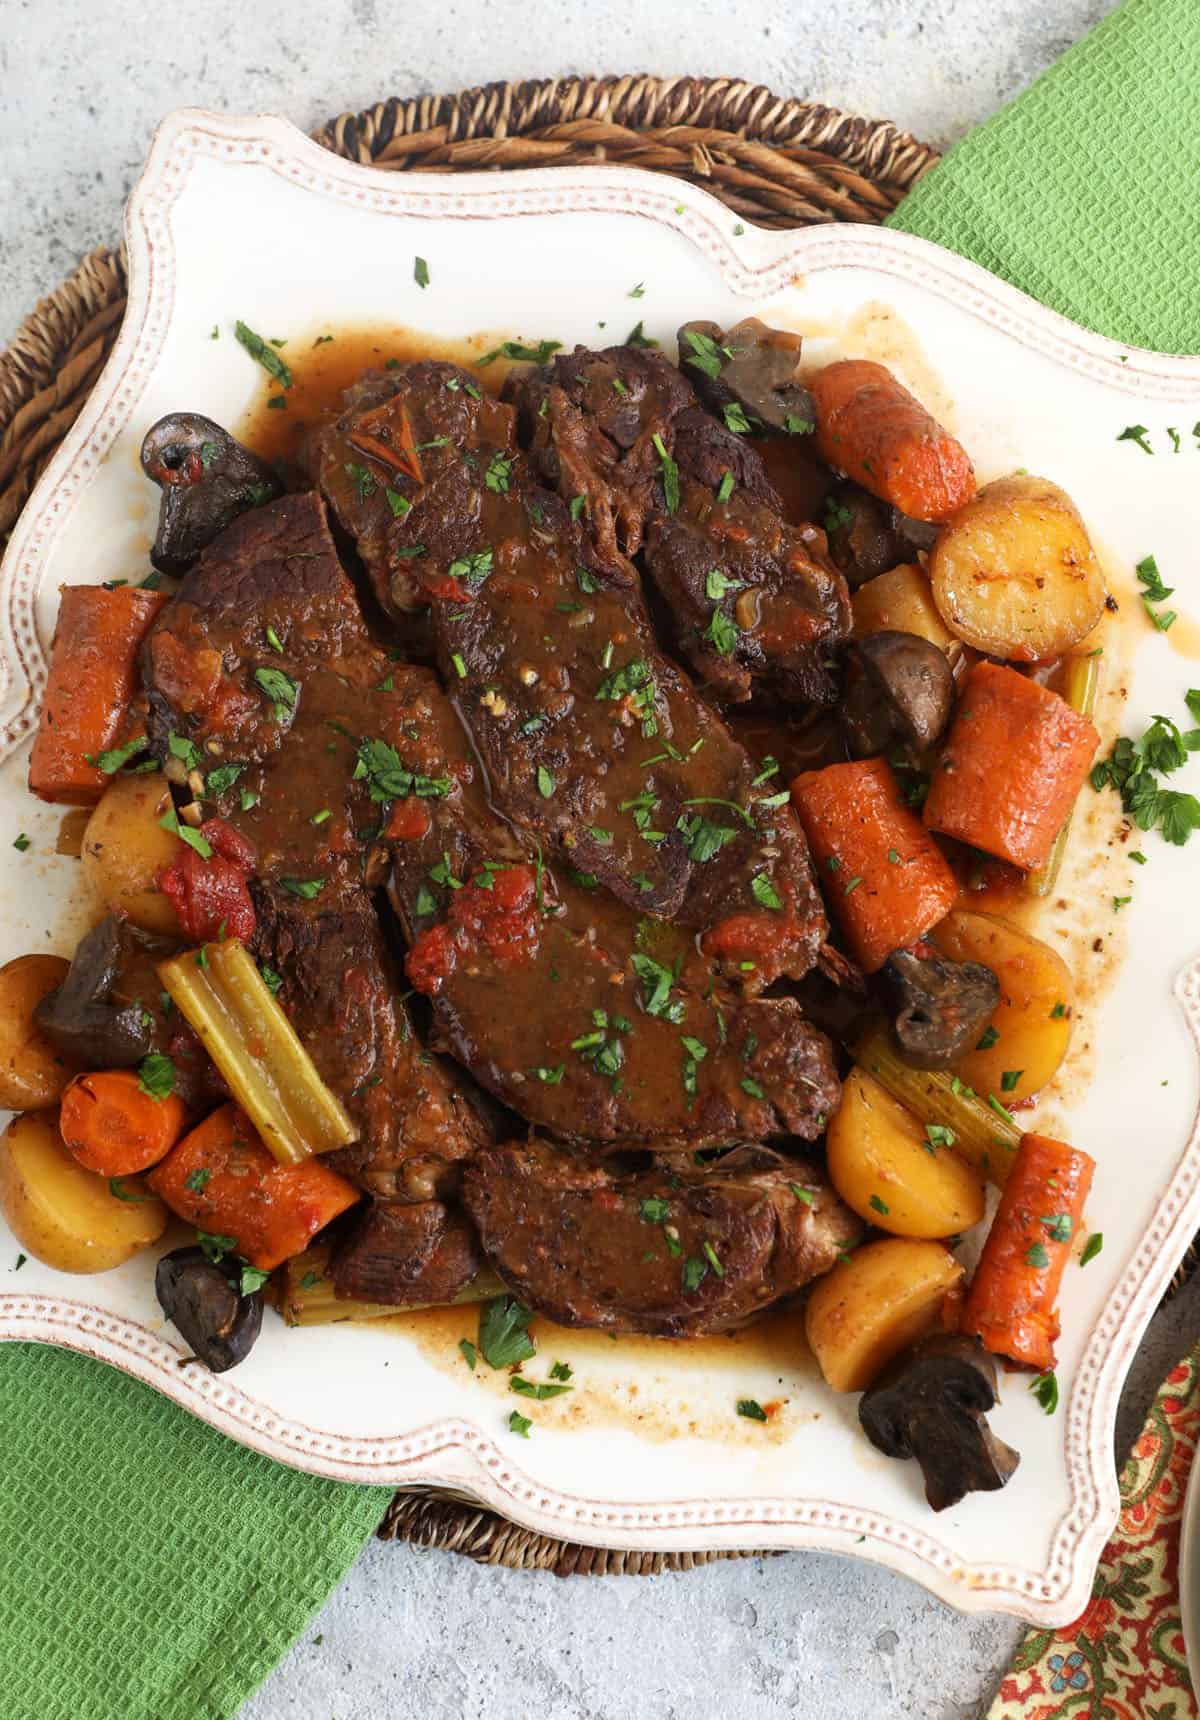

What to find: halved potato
left=0, top=1110, right=167, bottom=1273
left=81, top=772, right=180, bottom=935
left=931, top=908, right=1074, bottom=1103
left=850, top=562, right=958, bottom=654
left=805, top=1238, right=963, bottom=1393
left=930, top=474, right=1106, bottom=660
left=826, top=1068, right=986, bottom=1238
left=0, top=954, right=72, bottom=1110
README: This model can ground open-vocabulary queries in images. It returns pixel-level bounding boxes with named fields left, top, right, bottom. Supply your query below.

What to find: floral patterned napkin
left=988, top=1346, right=1199, bottom=1717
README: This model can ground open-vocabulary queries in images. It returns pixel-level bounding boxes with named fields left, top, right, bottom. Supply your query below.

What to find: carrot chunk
left=809, top=359, right=976, bottom=523
left=923, top=661, right=1099, bottom=871
left=790, top=757, right=958, bottom=972
left=29, top=586, right=167, bottom=804
left=59, top=1068, right=188, bottom=1176
left=147, top=1102, right=360, bottom=1270
left=961, top=1132, right=1095, bottom=1372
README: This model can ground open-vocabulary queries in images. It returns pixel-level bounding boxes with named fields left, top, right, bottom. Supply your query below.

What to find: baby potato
left=0, top=954, right=73, bottom=1110
left=932, top=908, right=1074, bottom=1103
left=930, top=473, right=1106, bottom=661
left=81, top=772, right=180, bottom=935
left=850, top=562, right=959, bottom=655
left=826, top=1068, right=985, bottom=1238
left=805, top=1238, right=963, bottom=1393
left=0, top=1110, right=167, bottom=1273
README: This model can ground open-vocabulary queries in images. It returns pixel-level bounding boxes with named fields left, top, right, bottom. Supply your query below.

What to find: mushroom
left=825, top=481, right=906, bottom=587
left=858, top=1332, right=1020, bottom=1511
left=890, top=507, right=941, bottom=555
left=34, top=915, right=156, bottom=1069
left=676, top=317, right=817, bottom=434
left=141, top=413, right=281, bottom=575
left=882, top=945, right=1000, bottom=1069
left=155, top=1246, right=264, bottom=1373
left=840, top=630, right=955, bottom=760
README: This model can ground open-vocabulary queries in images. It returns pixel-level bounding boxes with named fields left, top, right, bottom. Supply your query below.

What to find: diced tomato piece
left=385, top=798, right=433, bottom=842
left=159, top=817, right=257, bottom=943
left=406, top=922, right=456, bottom=995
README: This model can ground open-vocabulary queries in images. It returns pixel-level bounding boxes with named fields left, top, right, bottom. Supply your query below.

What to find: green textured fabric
left=0, top=1343, right=389, bottom=1719
left=887, top=0, right=1200, bottom=355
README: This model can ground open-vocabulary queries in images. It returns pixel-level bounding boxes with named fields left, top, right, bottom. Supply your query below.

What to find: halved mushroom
left=840, top=629, right=955, bottom=759
left=882, top=945, right=1000, bottom=1070
left=141, top=414, right=281, bottom=574
left=825, top=481, right=906, bottom=588
left=155, top=1246, right=264, bottom=1372
left=890, top=507, right=941, bottom=555
left=858, top=1332, right=1020, bottom=1511
left=34, top=915, right=156, bottom=1069
left=677, top=318, right=817, bottom=434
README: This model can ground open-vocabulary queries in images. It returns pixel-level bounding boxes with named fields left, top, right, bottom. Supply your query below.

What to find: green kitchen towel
left=887, top=0, right=1200, bottom=355
left=0, top=1343, right=389, bottom=1719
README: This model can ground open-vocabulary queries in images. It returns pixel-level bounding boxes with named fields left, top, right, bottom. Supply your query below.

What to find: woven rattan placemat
left=0, top=74, right=936, bottom=1573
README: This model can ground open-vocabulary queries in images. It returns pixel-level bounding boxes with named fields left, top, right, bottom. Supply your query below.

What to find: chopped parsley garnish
left=702, top=1241, right=724, bottom=1278
left=1080, top=1232, right=1104, bottom=1267
left=234, top=320, right=292, bottom=388
left=722, top=401, right=752, bottom=435
left=631, top=953, right=684, bottom=1022
left=1136, top=553, right=1177, bottom=630
left=413, top=255, right=430, bottom=288
left=682, top=1256, right=707, bottom=1292
left=532, top=1064, right=565, bottom=1084
left=508, top=1410, right=532, bottom=1438
left=704, top=609, right=740, bottom=657
left=1117, top=424, right=1153, bottom=454
left=1026, top=1241, right=1050, bottom=1269
left=447, top=547, right=494, bottom=588
left=680, top=1034, right=707, bottom=1097
left=639, top=1197, right=671, bottom=1223
left=458, top=1339, right=477, bottom=1370
left=92, top=733, right=149, bottom=774
left=259, top=965, right=283, bottom=995
left=479, top=1294, right=537, bottom=1368
left=253, top=665, right=299, bottom=721
left=206, top=762, right=244, bottom=798
left=750, top=873, right=782, bottom=910
left=824, top=496, right=852, bottom=533
left=681, top=328, right=730, bottom=380
left=196, top=1230, right=238, bottom=1264
left=1000, top=1069, right=1023, bottom=1092
left=626, top=321, right=657, bottom=348
left=385, top=487, right=411, bottom=518
left=1030, top=1371, right=1059, bottom=1415
left=571, top=1008, right=627, bottom=1082
left=510, top=1374, right=572, bottom=1401
left=596, top=657, right=658, bottom=737
left=868, top=1194, right=889, bottom=1215
left=976, top=1025, right=999, bottom=1050
left=1091, top=703, right=1200, bottom=847
left=12, top=833, right=30, bottom=853
left=715, top=471, right=735, bottom=504
left=736, top=1399, right=768, bottom=1423
left=1050, top=1001, right=1067, bottom=1019
left=451, top=652, right=467, bottom=679
left=108, top=1177, right=150, bottom=1203
left=354, top=736, right=453, bottom=802
left=705, top=567, right=743, bottom=601
left=537, top=765, right=556, bottom=798
left=628, top=281, right=646, bottom=299
left=476, top=338, right=562, bottom=367
left=159, top=809, right=212, bottom=859
left=1042, top=1214, right=1073, bottom=1243
left=280, top=877, right=325, bottom=900
left=784, top=414, right=815, bottom=435
left=550, top=1360, right=572, bottom=1381
left=789, top=1184, right=815, bottom=1206
left=240, top=1264, right=271, bottom=1296
left=740, top=1076, right=765, bottom=1099
left=652, top=433, right=680, bottom=514
left=184, top=1168, right=211, bottom=1193
left=676, top=811, right=736, bottom=864
left=137, top=1053, right=176, bottom=1100
left=484, top=453, right=513, bottom=495
left=924, top=1122, right=955, bottom=1152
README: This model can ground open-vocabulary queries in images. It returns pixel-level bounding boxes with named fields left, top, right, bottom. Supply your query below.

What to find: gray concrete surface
left=2, top=2, right=1160, bottom=1717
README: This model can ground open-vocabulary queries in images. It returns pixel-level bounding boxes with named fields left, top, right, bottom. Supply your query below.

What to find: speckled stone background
left=8, top=2, right=1184, bottom=1717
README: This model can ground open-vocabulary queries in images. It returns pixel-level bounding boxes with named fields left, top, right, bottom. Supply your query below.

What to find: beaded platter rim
left=3, top=109, right=1200, bottom=1625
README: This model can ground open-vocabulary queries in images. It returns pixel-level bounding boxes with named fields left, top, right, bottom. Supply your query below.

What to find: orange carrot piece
left=147, top=1102, right=360, bottom=1270
left=59, top=1068, right=188, bottom=1176
left=29, top=585, right=167, bottom=804
left=923, top=661, right=1100, bottom=871
left=809, top=359, right=976, bottom=523
left=961, top=1132, right=1095, bottom=1373
left=790, top=756, right=958, bottom=972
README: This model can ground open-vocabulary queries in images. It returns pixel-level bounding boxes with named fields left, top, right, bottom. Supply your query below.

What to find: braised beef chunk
left=313, top=361, right=517, bottom=619
left=251, top=896, right=486, bottom=1200
left=463, top=1140, right=861, bottom=1336
left=508, top=341, right=851, bottom=706
left=676, top=318, right=816, bottom=436
left=142, top=492, right=486, bottom=1195
left=331, top=1199, right=480, bottom=1304
left=645, top=406, right=850, bottom=704
left=508, top=343, right=695, bottom=570
left=385, top=677, right=841, bottom=1143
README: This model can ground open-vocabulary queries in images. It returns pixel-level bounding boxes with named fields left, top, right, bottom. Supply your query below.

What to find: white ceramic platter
left=3, top=110, right=1200, bottom=1626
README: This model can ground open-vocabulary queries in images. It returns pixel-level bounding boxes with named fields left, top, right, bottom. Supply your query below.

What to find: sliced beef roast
left=463, top=1140, right=861, bottom=1336
left=331, top=1199, right=480, bottom=1305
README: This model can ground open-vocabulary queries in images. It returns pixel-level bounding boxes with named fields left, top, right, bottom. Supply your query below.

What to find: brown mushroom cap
left=141, top=413, right=282, bottom=574
left=840, top=629, right=955, bottom=759
left=883, top=946, right=1001, bottom=1070
left=677, top=318, right=817, bottom=434
left=155, top=1246, right=264, bottom=1373
left=859, top=1332, right=1020, bottom=1512
left=34, top=915, right=156, bottom=1070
